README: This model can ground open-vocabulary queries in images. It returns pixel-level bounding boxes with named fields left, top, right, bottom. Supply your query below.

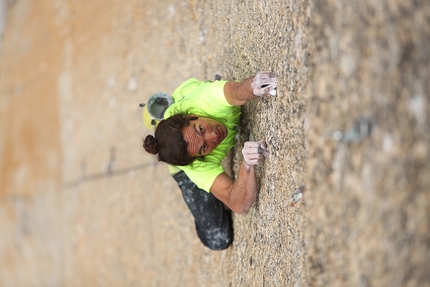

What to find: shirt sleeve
left=179, top=162, right=225, bottom=193
left=165, top=80, right=231, bottom=119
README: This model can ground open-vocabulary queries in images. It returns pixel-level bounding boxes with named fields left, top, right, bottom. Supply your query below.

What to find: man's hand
left=242, top=140, right=268, bottom=168
left=212, top=140, right=267, bottom=215
left=251, top=71, right=277, bottom=96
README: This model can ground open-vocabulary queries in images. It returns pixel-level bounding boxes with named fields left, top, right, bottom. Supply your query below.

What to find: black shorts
left=172, top=171, right=233, bottom=250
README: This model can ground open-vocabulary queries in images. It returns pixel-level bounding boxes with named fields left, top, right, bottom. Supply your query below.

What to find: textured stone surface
left=0, top=0, right=429, bottom=286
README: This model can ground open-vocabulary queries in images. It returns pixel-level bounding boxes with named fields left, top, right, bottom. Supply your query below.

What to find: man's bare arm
left=210, top=164, right=257, bottom=215
left=210, top=141, right=267, bottom=215
left=223, top=71, right=277, bottom=106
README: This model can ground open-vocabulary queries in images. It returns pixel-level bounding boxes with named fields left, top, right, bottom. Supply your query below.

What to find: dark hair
left=143, top=114, right=199, bottom=166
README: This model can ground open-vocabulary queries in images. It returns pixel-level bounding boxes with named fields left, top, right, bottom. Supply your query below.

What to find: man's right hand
left=251, top=71, right=277, bottom=96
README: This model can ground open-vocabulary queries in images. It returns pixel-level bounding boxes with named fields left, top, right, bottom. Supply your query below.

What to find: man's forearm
left=228, top=161, right=258, bottom=215
left=224, top=71, right=277, bottom=106
left=224, top=77, right=256, bottom=106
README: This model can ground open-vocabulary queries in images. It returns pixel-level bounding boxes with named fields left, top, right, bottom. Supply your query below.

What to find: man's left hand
left=242, top=140, right=268, bottom=167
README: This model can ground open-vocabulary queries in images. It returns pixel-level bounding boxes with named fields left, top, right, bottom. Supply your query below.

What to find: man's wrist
left=242, top=161, right=254, bottom=171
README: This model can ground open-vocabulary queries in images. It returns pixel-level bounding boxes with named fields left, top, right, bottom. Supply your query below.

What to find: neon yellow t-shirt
left=164, top=78, right=241, bottom=192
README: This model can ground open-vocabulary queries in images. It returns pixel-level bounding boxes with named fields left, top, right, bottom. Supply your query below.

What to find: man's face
left=182, top=116, right=227, bottom=157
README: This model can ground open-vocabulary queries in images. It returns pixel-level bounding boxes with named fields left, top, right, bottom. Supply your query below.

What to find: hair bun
left=143, top=135, right=159, bottom=155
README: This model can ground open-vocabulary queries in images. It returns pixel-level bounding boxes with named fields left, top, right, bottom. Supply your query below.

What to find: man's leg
left=172, top=171, right=233, bottom=250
